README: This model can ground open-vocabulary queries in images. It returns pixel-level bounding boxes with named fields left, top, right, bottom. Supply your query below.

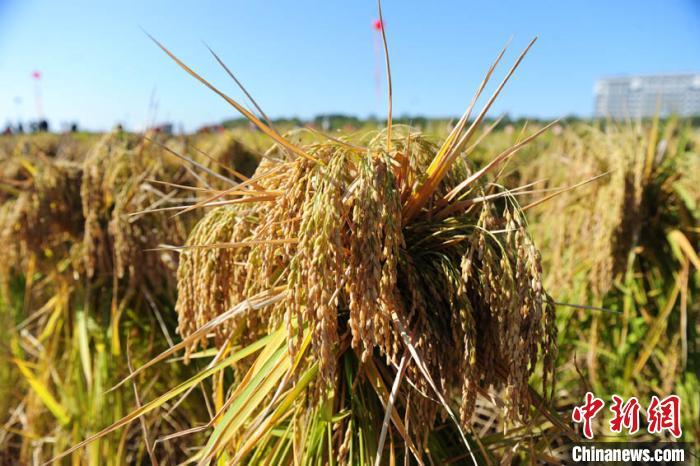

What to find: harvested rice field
left=0, top=2, right=698, bottom=465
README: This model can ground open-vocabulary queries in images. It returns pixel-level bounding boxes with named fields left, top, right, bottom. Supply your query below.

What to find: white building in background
left=594, top=73, right=700, bottom=118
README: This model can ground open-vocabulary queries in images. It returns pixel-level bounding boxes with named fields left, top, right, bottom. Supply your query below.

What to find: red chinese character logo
left=572, top=392, right=605, bottom=439
left=609, top=395, right=641, bottom=434
left=647, top=395, right=682, bottom=438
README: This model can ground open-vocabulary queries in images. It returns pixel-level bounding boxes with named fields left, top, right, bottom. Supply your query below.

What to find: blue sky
left=1, top=0, right=699, bottom=131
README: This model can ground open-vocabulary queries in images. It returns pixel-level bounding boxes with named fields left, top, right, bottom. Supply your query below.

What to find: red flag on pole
left=31, top=71, right=44, bottom=118
left=372, top=20, right=383, bottom=102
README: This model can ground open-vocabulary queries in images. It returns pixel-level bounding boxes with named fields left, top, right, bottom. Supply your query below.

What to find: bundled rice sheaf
left=148, top=33, right=563, bottom=462
left=0, top=131, right=194, bottom=300
left=179, top=130, right=557, bottom=417
left=0, top=156, right=83, bottom=281
left=81, top=132, right=187, bottom=296
left=0, top=131, right=239, bottom=463
left=522, top=121, right=698, bottom=299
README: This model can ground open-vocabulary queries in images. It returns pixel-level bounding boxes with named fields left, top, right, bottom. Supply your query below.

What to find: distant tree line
left=222, top=113, right=686, bottom=132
